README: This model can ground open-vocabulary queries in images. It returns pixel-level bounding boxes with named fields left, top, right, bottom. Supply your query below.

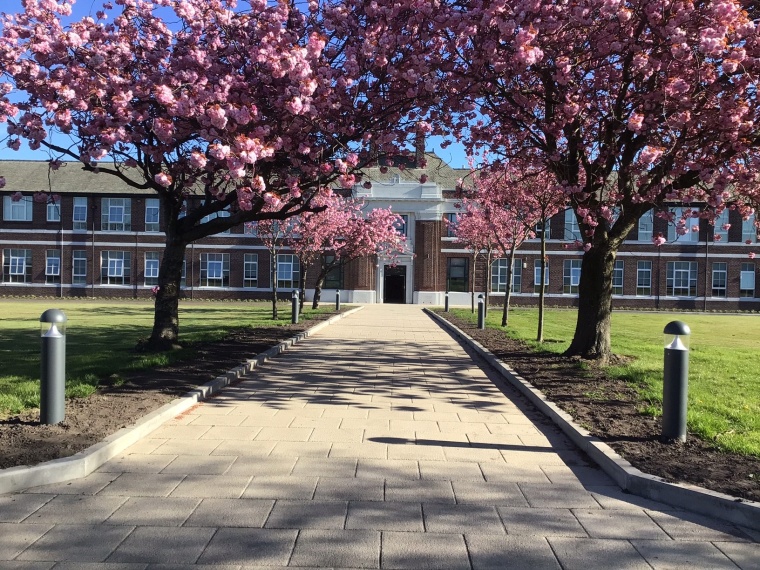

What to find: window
left=3, top=196, right=32, bottom=221
left=666, top=261, right=697, bottom=297
left=711, top=262, right=727, bottom=297
left=637, top=211, right=653, bottom=242
left=243, top=253, right=259, bottom=288
left=45, top=250, right=61, bottom=284
left=144, top=252, right=160, bottom=286
left=563, top=259, right=582, bottom=294
left=72, top=250, right=87, bottom=285
left=446, top=257, right=468, bottom=292
left=244, top=222, right=258, bottom=236
left=444, top=213, right=458, bottom=237
left=101, top=251, right=131, bottom=285
left=324, top=255, right=344, bottom=289
left=534, top=259, right=549, bottom=293
left=491, top=258, right=522, bottom=293
left=740, top=263, right=755, bottom=298
left=713, top=210, right=729, bottom=242
left=395, top=214, right=409, bottom=237
left=2, top=249, right=32, bottom=283
left=101, top=198, right=131, bottom=231
left=534, top=220, right=550, bottom=239
left=564, top=209, right=580, bottom=240
left=200, top=253, right=229, bottom=287
left=277, top=254, right=300, bottom=289
left=73, top=197, right=88, bottom=230
left=180, top=259, right=187, bottom=288
left=200, top=210, right=231, bottom=234
left=636, top=261, right=652, bottom=296
left=145, top=198, right=160, bottom=232
left=668, top=207, right=699, bottom=242
left=47, top=198, right=61, bottom=222
left=612, top=260, right=624, bottom=295
left=742, top=216, right=757, bottom=243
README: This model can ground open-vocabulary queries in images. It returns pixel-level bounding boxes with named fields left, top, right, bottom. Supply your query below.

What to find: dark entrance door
left=383, top=265, right=406, bottom=304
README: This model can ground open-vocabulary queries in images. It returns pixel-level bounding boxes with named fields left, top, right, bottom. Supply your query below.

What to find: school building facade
left=1, top=158, right=758, bottom=311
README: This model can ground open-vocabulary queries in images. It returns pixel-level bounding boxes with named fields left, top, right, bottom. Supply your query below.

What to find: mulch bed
left=436, top=310, right=760, bottom=504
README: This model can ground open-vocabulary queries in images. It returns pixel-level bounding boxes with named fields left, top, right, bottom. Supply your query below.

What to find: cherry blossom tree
left=290, top=191, right=406, bottom=309
left=248, top=212, right=296, bottom=320
left=0, top=0, right=447, bottom=349
left=447, top=0, right=760, bottom=362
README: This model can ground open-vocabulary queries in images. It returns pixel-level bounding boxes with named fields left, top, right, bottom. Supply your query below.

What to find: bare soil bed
left=437, top=311, right=760, bottom=504
left=2, top=308, right=759, bottom=506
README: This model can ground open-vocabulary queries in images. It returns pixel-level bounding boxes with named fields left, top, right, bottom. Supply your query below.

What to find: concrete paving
left=1, top=304, right=758, bottom=569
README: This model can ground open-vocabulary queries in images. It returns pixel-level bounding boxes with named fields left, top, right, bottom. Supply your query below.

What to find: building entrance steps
left=1, top=304, right=757, bottom=568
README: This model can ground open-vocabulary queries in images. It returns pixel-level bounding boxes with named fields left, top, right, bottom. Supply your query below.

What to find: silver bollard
left=40, top=309, right=67, bottom=425
left=444, top=291, right=449, bottom=312
left=336, top=289, right=341, bottom=311
left=291, top=289, right=299, bottom=324
left=477, top=294, right=485, bottom=329
left=662, top=321, right=690, bottom=442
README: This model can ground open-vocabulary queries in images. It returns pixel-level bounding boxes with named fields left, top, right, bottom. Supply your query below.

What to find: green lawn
left=450, top=307, right=760, bottom=458
left=0, top=299, right=336, bottom=418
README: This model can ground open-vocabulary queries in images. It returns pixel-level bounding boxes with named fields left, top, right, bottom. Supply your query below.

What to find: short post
left=662, top=320, right=690, bottom=442
left=291, top=289, right=299, bottom=324
left=444, top=291, right=449, bottom=312
left=40, top=309, right=67, bottom=425
left=477, top=294, right=485, bottom=329
left=335, top=289, right=341, bottom=311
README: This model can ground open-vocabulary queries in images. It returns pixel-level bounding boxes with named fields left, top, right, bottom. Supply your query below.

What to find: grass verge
left=449, top=307, right=760, bottom=458
left=0, top=299, right=337, bottom=417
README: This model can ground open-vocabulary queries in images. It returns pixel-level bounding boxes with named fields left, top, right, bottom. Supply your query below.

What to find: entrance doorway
left=383, top=265, right=406, bottom=304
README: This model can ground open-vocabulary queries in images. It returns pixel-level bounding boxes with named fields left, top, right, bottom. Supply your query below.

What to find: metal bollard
left=336, top=289, right=341, bottom=311
left=291, top=289, right=299, bottom=324
left=444, top=291, right=449, bottom=312
left=40, top=309, right=67, bottom=425
left=477, top=294, right=485, bottom=329
left=662, top=321, right=690, bottom=442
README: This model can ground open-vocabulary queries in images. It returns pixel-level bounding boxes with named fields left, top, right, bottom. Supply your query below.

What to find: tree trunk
left=312, top=274, right=325, bottom=310
left=470, top=252, right=478, bottom=313
left=299, top=264, right=307, bottom=312
left=146, top=240, right=186, bottom=351
left=272, top=263, right=279, bottom=319
left=537, top=232, right=547, bottom=343
left=484, top=249, right=493, bottom=318
left=565, top=240, right=616, bottom=364
left=502, top=244, right=516, bottom=327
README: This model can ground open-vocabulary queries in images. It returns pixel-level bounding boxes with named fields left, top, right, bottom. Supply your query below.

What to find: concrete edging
left=425, top=308, right=760, bottom=532
left=0, top=306, right=364, bottom=495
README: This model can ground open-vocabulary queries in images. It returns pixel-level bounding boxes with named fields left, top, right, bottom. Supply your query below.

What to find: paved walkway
left=1, top=305, right=757, bottom=569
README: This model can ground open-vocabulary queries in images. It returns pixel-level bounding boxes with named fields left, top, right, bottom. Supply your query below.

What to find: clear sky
left=0, top=0, right=469, bottom=167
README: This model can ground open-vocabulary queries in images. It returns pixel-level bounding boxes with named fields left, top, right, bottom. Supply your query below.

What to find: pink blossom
left=419, top=174, right=428, bottom=183
left=11, top=191, right=23, bottom=202
left=749, top=252, right=756, bottom=259
left=583, top=243, right=592, bottom=252
left=206, top=105, right=228, bottom=130
left=0, top=177, right=5, bottom=189
left=652, top=234, right=666, bottom=247
left=746, top=239, right=753, bottom=245
left=154, top=172, right=172, bottom=187
left=721, top=223, right=731, bottom=231
left=263, top=192, right=281, bottom=207
left=346, top=152, right=359, bottom=167
left=714, top=234, right=722, bottom=241
left=189, top=151, right=207, bottom=169
left=691, top=224, right=699, bottom=233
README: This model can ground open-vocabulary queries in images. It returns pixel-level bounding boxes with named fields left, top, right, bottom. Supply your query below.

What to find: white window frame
left=534, top=259, right=549, bottom=293
left=713, top=210, right=729, bottom=242
left=101, top=251, right=130, bottom=285
left=47, top=199, right=61, bottom=222
left=711, top=262, right=727, bottom=297
left=492, top=258, right=521, bottom=293
left=101, top=198, right=131, bottom=231
left=45, top=250, right=61, bottom=284
left=612, top=260, right=624, bottom=295
left=200, top=253, right=229, bottom=287
left=668, top=207, right=699, bottom=242
left=742, top=216, right=757, bottom=243
left=395, top=214, right=409, bottom=237
left=636, top=261, right=652, bottom=296
left=72, top=250, right=87, bottom=285
left=276, top=254, right=300, bottom=289
left=740, top=263, right=755, bottom=298
left=3, top=196, right=32, bottom=221
left=564, top=209, right=580, bottom=240
left=73, top=197, right=88, bottom=230
left=145, top=198, right=160, bottom=232
left=637, top=211, right=653, bottom=242
left=3, top=248, right=32, bottom=283
left=666, top=261, right=697, bottom=297
left=444, top=213, right=458, bottom=237
left=563, top=259, right=582, bottom=294
left=144, top=252, right=160, bottom=286
left=243, top=253, right=259, bottom=288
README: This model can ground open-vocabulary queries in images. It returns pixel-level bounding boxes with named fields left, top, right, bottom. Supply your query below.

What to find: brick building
left=1, top=158, right=758, bottom=310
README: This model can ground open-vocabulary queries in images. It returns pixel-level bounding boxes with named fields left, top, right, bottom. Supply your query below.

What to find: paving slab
left=1, top=305, right=756, bottom=566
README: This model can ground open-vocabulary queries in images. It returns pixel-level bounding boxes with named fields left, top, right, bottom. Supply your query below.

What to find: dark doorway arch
left=383, top=265, right=406, bottom=304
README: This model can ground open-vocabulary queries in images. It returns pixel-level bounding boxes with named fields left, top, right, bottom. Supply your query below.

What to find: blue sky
left=0, top=0, right=469, bottom=167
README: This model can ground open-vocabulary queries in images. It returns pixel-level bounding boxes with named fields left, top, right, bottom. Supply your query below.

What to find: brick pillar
left=414, top=220, right=440, bottom=292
